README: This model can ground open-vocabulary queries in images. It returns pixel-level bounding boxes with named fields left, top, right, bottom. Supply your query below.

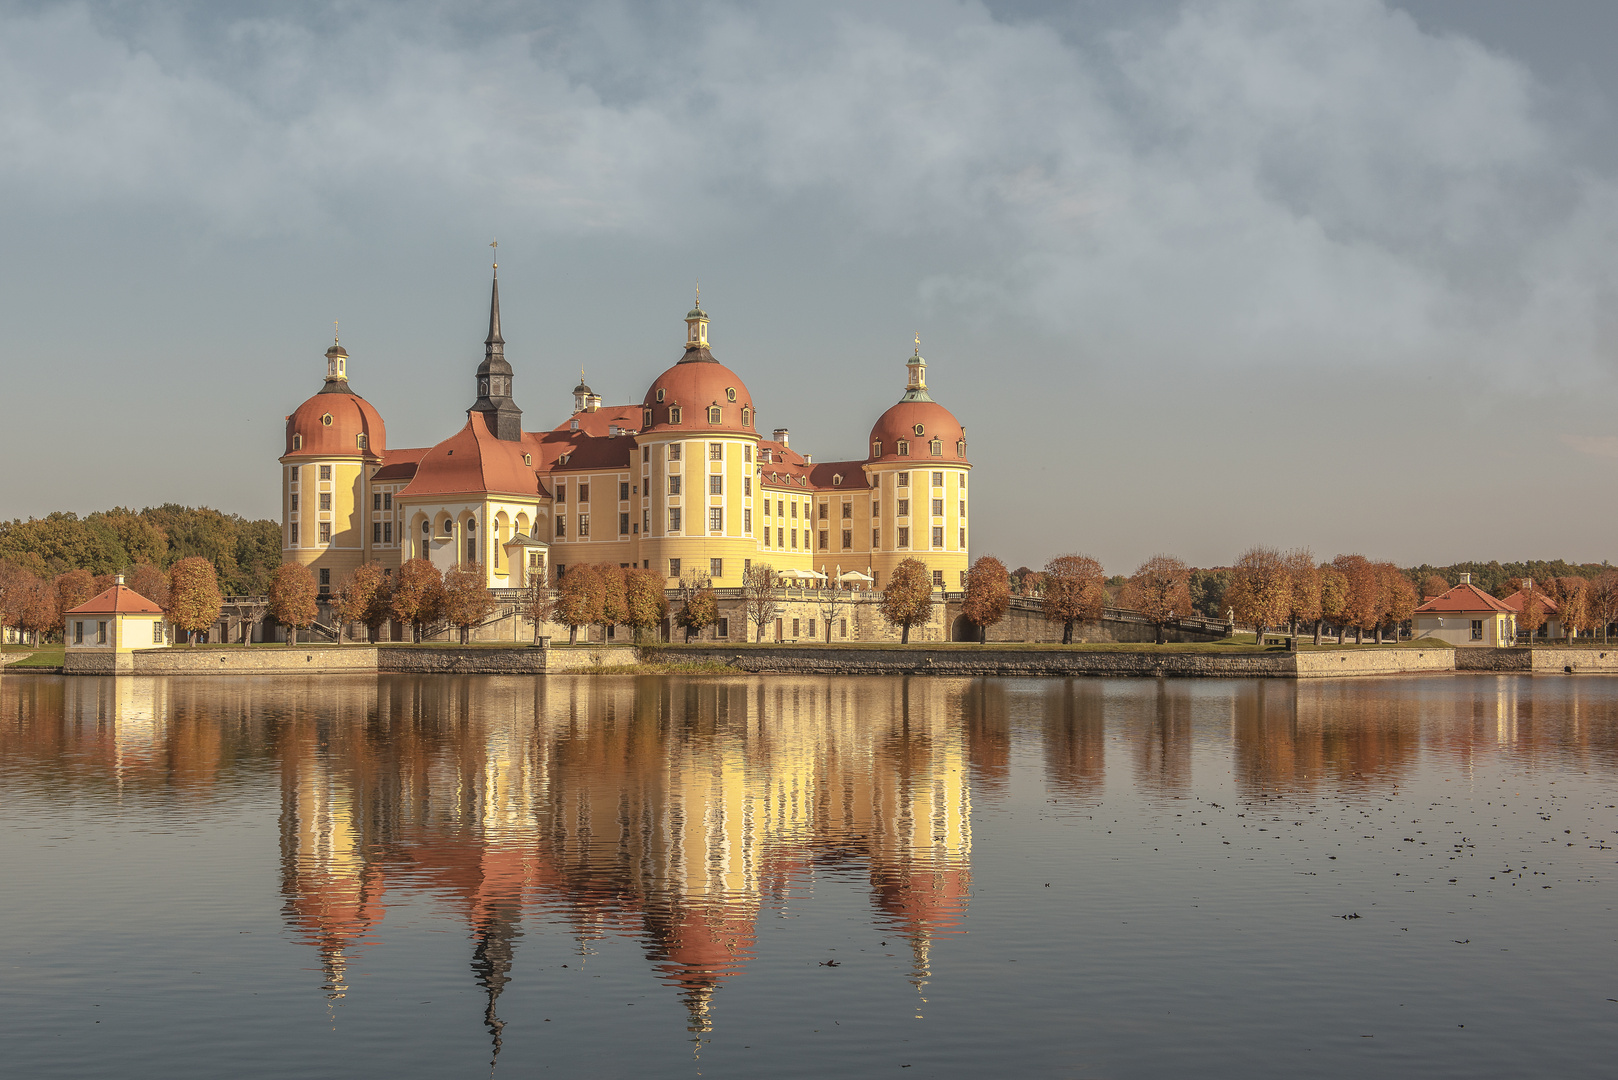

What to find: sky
left=4, top=0, right=1618, bottom=574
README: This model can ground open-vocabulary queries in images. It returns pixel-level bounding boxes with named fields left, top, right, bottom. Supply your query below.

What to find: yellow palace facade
left=279, top=267, right=972, bottom=600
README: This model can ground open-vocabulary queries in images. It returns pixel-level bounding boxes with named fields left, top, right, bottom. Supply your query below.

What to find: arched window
left=956, top=439, right=966, bottom=457
left=292, top=434, right=303, bottom=451
left=929, top=438, right=942, bottom=456
left=897, top=440, right=909, bottom=456
left=708, top=405, right=722, bottom=424
left=741, top=406, right=750, bottom=428
left=871, top=440, right=881, bottom=457
left=643, top=408, right=653, bottom=429
left=357, top=433, right=367, bottom=449
left=669, top=407, right=682, bottom=424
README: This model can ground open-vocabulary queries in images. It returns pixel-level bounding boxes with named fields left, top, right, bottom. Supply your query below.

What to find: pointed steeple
left=472, top=250, right=524, bottom=441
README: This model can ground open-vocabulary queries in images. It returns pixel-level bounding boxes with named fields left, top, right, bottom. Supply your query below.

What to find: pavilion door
left=775, top=618, right=783, bottom=642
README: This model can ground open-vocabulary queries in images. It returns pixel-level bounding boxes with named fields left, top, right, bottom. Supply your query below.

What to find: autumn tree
left=18, top=575, right=57, bottom=645
left=1421, top=573, right=1450, bottom=600
left=1558, top=576, right=1591, bottom=641
left=1318, top=565, right=1349, bottom=644
left=443, top=563, right=498, bottom=645
left=1225, top=547, right=1291, bottom=643
left=818, top=584, right=847, bottom=643
left=623, top=567, right=668, bottom=643
left=596, top=564, right=628, bottom=641
left=1591, top=569, right=1618, bottom=645
left=54, top=568, right=98, bottom=630
left=1283, top=549, right=1322, bottom=641
left=524, top=564, right=556, bottom=643
left=554, top=564, right=603, bottom=644
left=1042, top=554, right=1106, bottom=645
left=336, top=563, right=387, bottom=644
left=744, top=562, right=780, bottom=642
left=1329, top=555, right=1381, bottom=645
left=674, top=573, right=718, bottom=642
left=0, top=562, right=42, bottom=644
left=1512, top=577, right=1546, bottom=642
left=127, top=562, right=170, bottom=609
left=1380, top=564, right=1417, bottom=643
left=1119, top=555, right=1194, bottom=645
left=168, top=556, right=223, bottom=644
left=957, top=556, right=1011, bottom=644
left=268, top=562, right=319, bottom=646
left=391, top=558, right=447, bottom=643
left=879, top=558, right=935, bottom=644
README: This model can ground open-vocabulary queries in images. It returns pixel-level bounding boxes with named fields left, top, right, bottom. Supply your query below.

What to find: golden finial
left=490, top=238, right=498, bottom=270
left=695, top=279, right=700, bottom=308
left=334, top=320, right=339, bottom=345
left=913, top=332, right=921, bottom=355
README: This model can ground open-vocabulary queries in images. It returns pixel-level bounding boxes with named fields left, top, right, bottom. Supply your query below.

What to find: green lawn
left=6, top=645, right=65, bottom=668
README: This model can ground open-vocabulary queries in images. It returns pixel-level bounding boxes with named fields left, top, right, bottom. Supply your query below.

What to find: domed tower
left=634, top=297, right=761, bottom=587
left=281, top=335, right=387, bottom=601
left=864, top=337, right=970, bottom=596
left=471, top=263, right=524, bottom=441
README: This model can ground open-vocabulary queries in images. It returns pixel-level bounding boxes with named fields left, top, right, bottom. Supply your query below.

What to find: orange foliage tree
left=1421, top=573, right=1450, bottom=600
left=879, top=558, right=935, bottom=644
left=1379, top=565, right=1417, bottom=644
left=54, top=568, right=98, bottom=632
left=1284, top=549, right=1322, bottom=641
left=674, top=572, right=718, bottom=642
left=391, top=558, right=446, bottom=643
left=1042, top=554, right=1106, bottom=644
left=1592, top=569, right=1618, bottom=645
left=555, top=565, right=603, bottom=644
left=960, top=556, right=1011, bottom=644
left=595, top=564, right=628, bottom=641
left=168, top=556, right=223, bottom=644
left=1558, top=577, right=1590, bottom=641
left=1226, top=547, right=1291, bottom=643
left=443, top=563, right=497, bottom=644
left=336, top=562, right=387, bottom=644
left=1330, top=555, right=1380, bottom=644
left=1119, top=555, right=1194, bottom=645
left=623, top=567, right=668, bottom=643
left=268, top=562, right=319, bottom=645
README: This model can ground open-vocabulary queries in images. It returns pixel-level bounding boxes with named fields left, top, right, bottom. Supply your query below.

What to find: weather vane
left=695, top=279, right=700, bottom=307
left=914, top=331, right=921, bottom=354
left=490, top=238, right=498, bottom=270
left=334, top=320, right=339, bottom=345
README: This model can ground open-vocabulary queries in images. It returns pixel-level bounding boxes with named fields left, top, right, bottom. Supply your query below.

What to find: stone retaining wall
left=61, top=644, right=645, bottom=676
left=126, top=647, right=381, bottom=675
left=378, top=646, right=638, bottom=674
left=1293, top=648, right=1455, bottom=678
left=1527, top=647, right=1618, bottom=673
left=641, top=645, right=1297, bottom=677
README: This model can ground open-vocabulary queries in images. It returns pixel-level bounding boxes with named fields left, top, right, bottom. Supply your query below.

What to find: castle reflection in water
left=6, top=672, right=1618, bottom=1046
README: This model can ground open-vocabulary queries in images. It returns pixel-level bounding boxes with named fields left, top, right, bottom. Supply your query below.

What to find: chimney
left=773, top=428, right=789, bottom=447
left=1459, top=573, right=1472, bottom=585
left=587, top=393, right=602, bottom=412
left=115, top=574, right=125, bottom=586
left=803, top=454, right=812, bottom=464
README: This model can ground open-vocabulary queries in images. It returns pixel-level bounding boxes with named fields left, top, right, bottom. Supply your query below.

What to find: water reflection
left=8, top=671, right=1618, bottom=1064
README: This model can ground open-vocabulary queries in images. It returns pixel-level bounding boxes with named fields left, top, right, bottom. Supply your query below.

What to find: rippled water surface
left=3, top=673, right=1618, bottom=1078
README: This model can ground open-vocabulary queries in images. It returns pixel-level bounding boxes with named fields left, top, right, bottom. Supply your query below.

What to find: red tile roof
left=371, top=446, right=427, bottom=482
left=1414, top=582, right=1512, bottom=615
left=398, top=412, right=543, bottom=499
left=66, top=584, right=164, bottom=616
left=807, top=461, right=871, bottom=491
left=1499, top=590, right=1559, bottom=614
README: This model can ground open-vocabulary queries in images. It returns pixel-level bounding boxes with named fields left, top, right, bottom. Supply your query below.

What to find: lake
left=2, top=673, right=1616, bottom=1078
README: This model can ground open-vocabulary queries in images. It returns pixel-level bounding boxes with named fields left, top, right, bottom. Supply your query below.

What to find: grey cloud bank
left=3, top=0, right=1616, bottom=572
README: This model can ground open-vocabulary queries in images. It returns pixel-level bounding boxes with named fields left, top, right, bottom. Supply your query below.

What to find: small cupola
left=903, top=334, right=931, bottom=401
left=573, top=371, right=594, bottom=414
left=685, top=284, right=709, bottom=352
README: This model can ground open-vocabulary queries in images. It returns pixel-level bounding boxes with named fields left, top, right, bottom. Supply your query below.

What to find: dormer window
left=929, top=438, right=942, bottom=456
left=321, top=414, right=333, bottom=426
left=725, top=387, right=737, bottom=402
left=708, top=405, right=722, bottom=424
left=897, top=439, right=909, bottom=456
left=523, top=453, right=532, bottom=466
left=357, top=433, right=367, bottom=449
left=293, top=434, right=303, bottom=451
left=570, top=419, right=579, bottom=431
left=832, top=473, right=843, bottom=486
left=957, top=439, right=966, bottom=457
left=644, top=408, right=653, bottom=428
left=656, top=388, right=665, bottom=402
left=669, top=407, right=682, bottom=424
left=871, top=440, right=881, bottom=457
left=913, top=423, right=925, bottom=436
left=741, top=406, right=750, bottom=427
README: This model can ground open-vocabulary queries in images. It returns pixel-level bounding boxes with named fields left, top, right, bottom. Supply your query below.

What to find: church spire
left=472, top=248, right=523, bottom=440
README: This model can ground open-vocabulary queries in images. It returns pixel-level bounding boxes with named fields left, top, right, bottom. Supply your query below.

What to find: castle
left=280, top=265, right=971, bottom=637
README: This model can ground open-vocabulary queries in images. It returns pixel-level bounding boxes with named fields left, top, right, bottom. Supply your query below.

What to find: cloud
left=4, top=0, right=1617, bottom=379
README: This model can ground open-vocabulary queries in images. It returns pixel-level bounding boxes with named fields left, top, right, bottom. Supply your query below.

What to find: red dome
left=867, top=398, right=967, bottom=464
left=642, top=350, right=756, bottom=435
left=285, top=387, right=386, bottom=460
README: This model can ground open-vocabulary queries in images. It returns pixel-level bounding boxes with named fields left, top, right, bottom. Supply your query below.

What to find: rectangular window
left=557, top=516, right=566, bottom=537
left=709, top=507, right=724, bottom=532
left=319, top=493, right=332, bottom=511
left=290, top=494, right=299, bottom=512
left=744, top=445, right=752, bottom=463
left=718, top=618, right=729, bottom=638
left=932, top=526, right=944, bottom=547
left=807, top=619, right=816, bottom=639
left=578, top=483, right=589, bottom=503
left=898, top=499, right=909, bottom=517
left=620, top=481, right=630, bottom=501
left=842, top=529, right=852, bottom=549
left=373, top=522, right=382, bottom=543
left=384, top=522, right=392, bottom=543
left=898, top=472, right=909, bottom=488
left=960, top=569, right=968, bottom=586
left=932, top=498, right=943, bottom=516
left=897, top=527, right=909, bottom=547
left=319, top=522, right=332, bottom=543
left=841, top=502, right=851, bottom=519
left=792, top=618, right=801, bottom=637
left=840, top=618, right=847, bottom=638
left=711, top=558, right=723, bottom=579
left=1471, top=620, right=1484, bottom=640
left=819, top=530, right=828, bottom=550
left=670, top=407, right=682, bottom=424
left=872, top=500, right=880, bottom=516
left=319, top=568, right=331, bottom=588
left=74, top=621, right=83, bottom=644
left=872, top=528, right=880, bottom=547
left=320, top=465, right=332, bottom=480
left=959, top=500, right=965, bottom=518
left=153, top=621, right=164, bottom=644
left=791, top=529, right=798, bottom=549
left=710, top=442, right=723, bottom=460
left=777, top=527, right=784, bottom=547
left=709, top=475, right=723, bottom=495
left=669, top=558, right=681, bottom=578
left=384, top=493, right=392, bottom=510
left=790, top=502, right=798, bottom=518
left=959, top=527, right=965, bottom=547
left=557, top=483, right=566, bottom=503
left=897, top=440, right=909, bottom=456
left=579, top=514, right=590, bottom=537
left=644, top=509, right=650, bottom=532
left=933, top=570, right=944, bottom=587
left=932, top=471, right=944, bottom=487
left=620, top=512, right=630, bottom=535
left=643, top=445, right=650, bottom=462
left=818, top=503, right=828, bottom=520
left=97, top=621, right=107, bottom=645
left=669, top=475, right=682, bottom=495
left=744, top=509, right=752, bottom=533
left=373, top=493, right=382, bottom=511
left=669, top=443, right=681, bottom=461
left=743, top=476, right=752, bottom=496
left=669, top=508, right=682, bottom=532
left=290, top=523, right=299, bottom=545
